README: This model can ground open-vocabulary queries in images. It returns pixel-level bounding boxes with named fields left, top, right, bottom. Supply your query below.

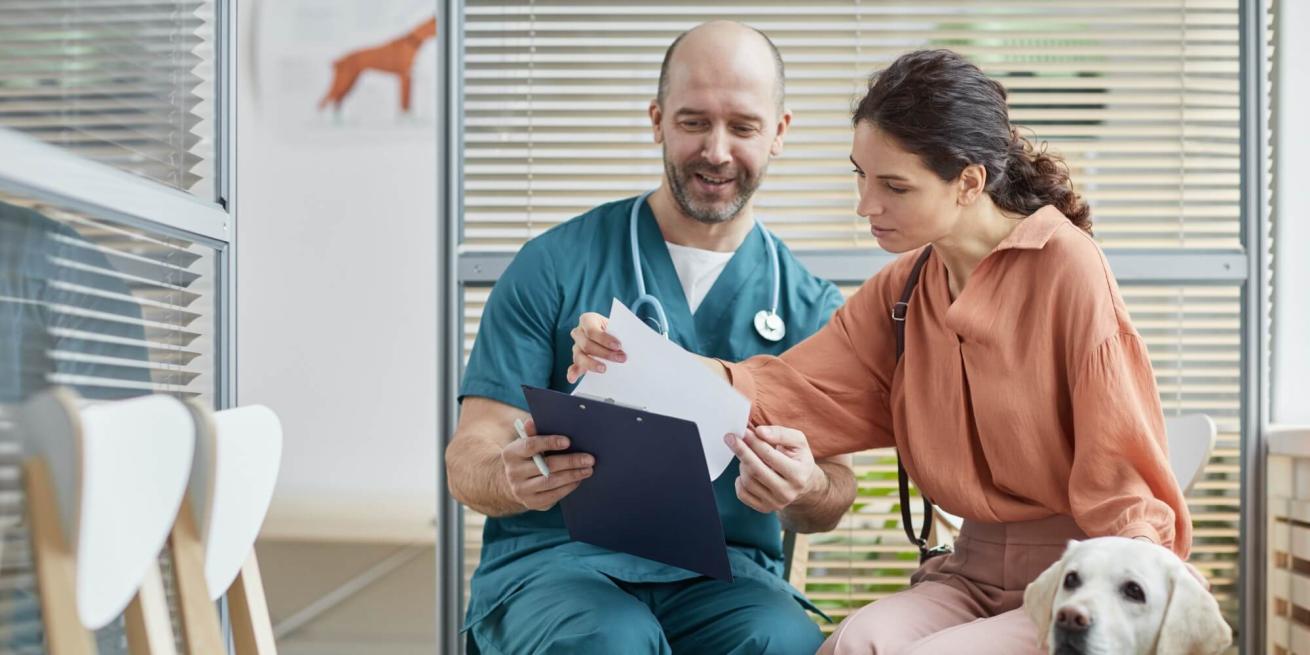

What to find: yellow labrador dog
left=1024, top=537, right=1231, bottom=655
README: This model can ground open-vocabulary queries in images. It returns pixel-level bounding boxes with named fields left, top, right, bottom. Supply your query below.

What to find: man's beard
left=664, top=151, right=764, bottom=224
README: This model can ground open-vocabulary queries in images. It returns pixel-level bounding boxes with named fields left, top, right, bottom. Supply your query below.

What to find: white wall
left=236, top=0, right=440, bottom=542
left=1271, top=0, right=1310, bottom=425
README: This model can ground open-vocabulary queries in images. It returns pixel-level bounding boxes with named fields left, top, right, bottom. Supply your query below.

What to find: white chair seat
left=20, top=388, right=195, bottom=630
left=188, top=403, right=283, bottom=599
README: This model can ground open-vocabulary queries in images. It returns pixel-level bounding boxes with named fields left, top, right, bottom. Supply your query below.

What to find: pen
left=514, top=418, right=552, bottom=478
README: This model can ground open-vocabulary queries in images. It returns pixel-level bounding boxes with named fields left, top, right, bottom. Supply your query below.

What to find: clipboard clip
left=573, top=393, right=648, bottom=413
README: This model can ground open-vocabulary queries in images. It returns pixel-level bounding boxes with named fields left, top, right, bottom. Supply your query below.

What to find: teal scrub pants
left=467, top=565, right=824, bottom=655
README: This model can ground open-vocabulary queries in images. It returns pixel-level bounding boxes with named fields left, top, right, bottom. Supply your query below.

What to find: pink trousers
left=817, top=514, right=1087, bottom=655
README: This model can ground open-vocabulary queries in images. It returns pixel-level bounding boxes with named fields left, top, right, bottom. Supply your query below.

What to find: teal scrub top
left=459, top=195, right=844, bottom=627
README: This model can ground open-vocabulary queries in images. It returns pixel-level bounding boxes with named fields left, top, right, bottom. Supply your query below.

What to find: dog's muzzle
left=1051, top=606, right=1093, bottom=655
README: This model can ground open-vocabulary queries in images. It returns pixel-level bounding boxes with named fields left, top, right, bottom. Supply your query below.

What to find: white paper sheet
left=573, top=298, right=748, bottom=480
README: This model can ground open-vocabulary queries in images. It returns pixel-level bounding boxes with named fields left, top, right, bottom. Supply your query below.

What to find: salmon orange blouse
left=723, top=206, right=1192, bottom=557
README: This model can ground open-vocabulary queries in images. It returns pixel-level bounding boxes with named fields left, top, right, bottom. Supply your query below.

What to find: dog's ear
left=1023, top=539, right=1076, bottom=650
left=1155, top=560, right=1232, bottom=655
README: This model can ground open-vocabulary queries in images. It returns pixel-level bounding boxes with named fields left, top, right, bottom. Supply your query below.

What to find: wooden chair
left=19, top=388, right=283, bottom=654
left=167, top=402, right=282, bottom=655
left=19, top=388, right=194, bottom=654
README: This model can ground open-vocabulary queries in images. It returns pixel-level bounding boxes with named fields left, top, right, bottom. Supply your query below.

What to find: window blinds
left=0, top=191, right=218, bottom=651
left=457, top=0, right=1257, bottom=638
left=463, top=0, right=1243, bottom=252
left=0, top=0, right=216, bottom=197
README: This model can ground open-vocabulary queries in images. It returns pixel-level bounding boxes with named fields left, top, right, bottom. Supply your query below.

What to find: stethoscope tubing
left=628, top=190, right=782, bottom=340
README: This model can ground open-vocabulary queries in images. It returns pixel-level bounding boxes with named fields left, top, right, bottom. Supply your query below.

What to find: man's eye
left=1063, top=571, right=1081, bottom=590
left=1121, top=581, right=1146, bottom=604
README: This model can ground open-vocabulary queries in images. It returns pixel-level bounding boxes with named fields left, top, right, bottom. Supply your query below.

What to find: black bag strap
left=894, top=246, right=940, bottom=563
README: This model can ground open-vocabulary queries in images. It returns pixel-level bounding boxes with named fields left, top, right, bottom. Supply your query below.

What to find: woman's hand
left=566, top=312, right=625, bottom=383
left=726, top=426, right=822, bottom=514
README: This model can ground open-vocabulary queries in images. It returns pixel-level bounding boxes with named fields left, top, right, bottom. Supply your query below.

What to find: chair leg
left=789, top=532, right=810, bottom=590
left=168, top=496, right=225, bottom=653
left=125, top=564, right=178, bottom=655
left=228, top=552, right=278, bottom=655
left=23, top=457, right=94, bottom=655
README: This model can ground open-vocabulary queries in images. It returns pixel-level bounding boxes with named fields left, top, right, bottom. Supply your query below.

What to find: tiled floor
left=255, top=540, right=436, bottom=655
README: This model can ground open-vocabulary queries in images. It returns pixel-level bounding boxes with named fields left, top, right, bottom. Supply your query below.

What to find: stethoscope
left=628, top=190, right=786, bottom=342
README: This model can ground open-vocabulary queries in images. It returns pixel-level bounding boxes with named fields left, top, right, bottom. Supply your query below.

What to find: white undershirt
left=664, top=241, right=735, bottom=315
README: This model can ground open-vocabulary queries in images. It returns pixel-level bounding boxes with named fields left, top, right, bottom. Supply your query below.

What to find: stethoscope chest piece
left=754, top=310, right=786, bottom=342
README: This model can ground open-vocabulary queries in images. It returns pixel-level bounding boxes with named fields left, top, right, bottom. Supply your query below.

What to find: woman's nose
left=856, top=188, right=883, bottom=218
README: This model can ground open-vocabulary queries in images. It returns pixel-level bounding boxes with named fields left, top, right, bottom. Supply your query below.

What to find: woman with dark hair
left=567, top=49, right=1191, bottom=653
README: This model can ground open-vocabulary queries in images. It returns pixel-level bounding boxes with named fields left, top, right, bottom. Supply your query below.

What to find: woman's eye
left=885, top=182, right=908, bottom=194
left=851, top=168, right=865, bottom=177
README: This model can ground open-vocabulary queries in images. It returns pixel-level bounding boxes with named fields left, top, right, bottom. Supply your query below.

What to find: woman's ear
left=957, top=164, right=987, bottom=206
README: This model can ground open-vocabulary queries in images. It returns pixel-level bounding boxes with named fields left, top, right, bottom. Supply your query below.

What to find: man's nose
left=1055, top=605, right=1093, bottom=633
left=701, top=128, right=731, bottom=166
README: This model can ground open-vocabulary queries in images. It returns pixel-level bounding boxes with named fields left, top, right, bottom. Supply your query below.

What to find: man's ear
left=956, top=163, right=988, bottom=206
left=1023, top=540, right=1076, bottom=650
left=769, top=109, right=793, bottom=157
left=1155, top=559, right=1232, bottom=655
left=649, top=99, right=664, bottom=144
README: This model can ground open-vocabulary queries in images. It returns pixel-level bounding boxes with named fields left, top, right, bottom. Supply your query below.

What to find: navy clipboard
left=522, top=385, right=732, bottom=581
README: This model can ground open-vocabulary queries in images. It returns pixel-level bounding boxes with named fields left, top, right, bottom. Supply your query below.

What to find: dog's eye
left=1063, top=571, right=1081, bottom=590
left=1121, top=581, right=1146, bottom=603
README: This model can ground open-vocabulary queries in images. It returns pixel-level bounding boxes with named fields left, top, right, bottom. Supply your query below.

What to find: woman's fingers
left=727, top=432, right=789, bottom=491
left=735, top=476, right=776, bottom=513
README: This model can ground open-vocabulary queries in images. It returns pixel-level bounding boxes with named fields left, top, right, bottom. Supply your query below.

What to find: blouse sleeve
left=721, top=256, right=914, bottom=459
left=1067, top=330, right=1193, bottom=558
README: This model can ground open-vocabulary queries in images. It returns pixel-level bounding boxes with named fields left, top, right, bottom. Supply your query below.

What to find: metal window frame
left=438, top=2, right=1271, bottom=653
left=216, top=0, right=239, bottom=648
left=0, top=131, right=231, bottom=243
left=1238, top=0, right=1271, bottom=653
left=438, top=1, right=467, bottom=654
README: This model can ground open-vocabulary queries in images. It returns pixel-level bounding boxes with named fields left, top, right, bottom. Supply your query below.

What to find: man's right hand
left=501, top=420, right=595, bottom=511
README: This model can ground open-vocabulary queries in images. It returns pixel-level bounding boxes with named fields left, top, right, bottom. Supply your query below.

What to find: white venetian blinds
left=0, top=0, right=217, bottom=197
left=463, top=0, right=1243, bottom=252
left=0, top=190, right=219, bottom=651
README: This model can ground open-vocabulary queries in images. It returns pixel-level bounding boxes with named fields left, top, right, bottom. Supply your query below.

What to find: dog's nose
left=1055, top=606, right=1092, bottom=633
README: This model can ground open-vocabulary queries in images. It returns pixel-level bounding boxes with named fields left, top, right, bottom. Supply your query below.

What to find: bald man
left=447, top=22, right=855, bottom=654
